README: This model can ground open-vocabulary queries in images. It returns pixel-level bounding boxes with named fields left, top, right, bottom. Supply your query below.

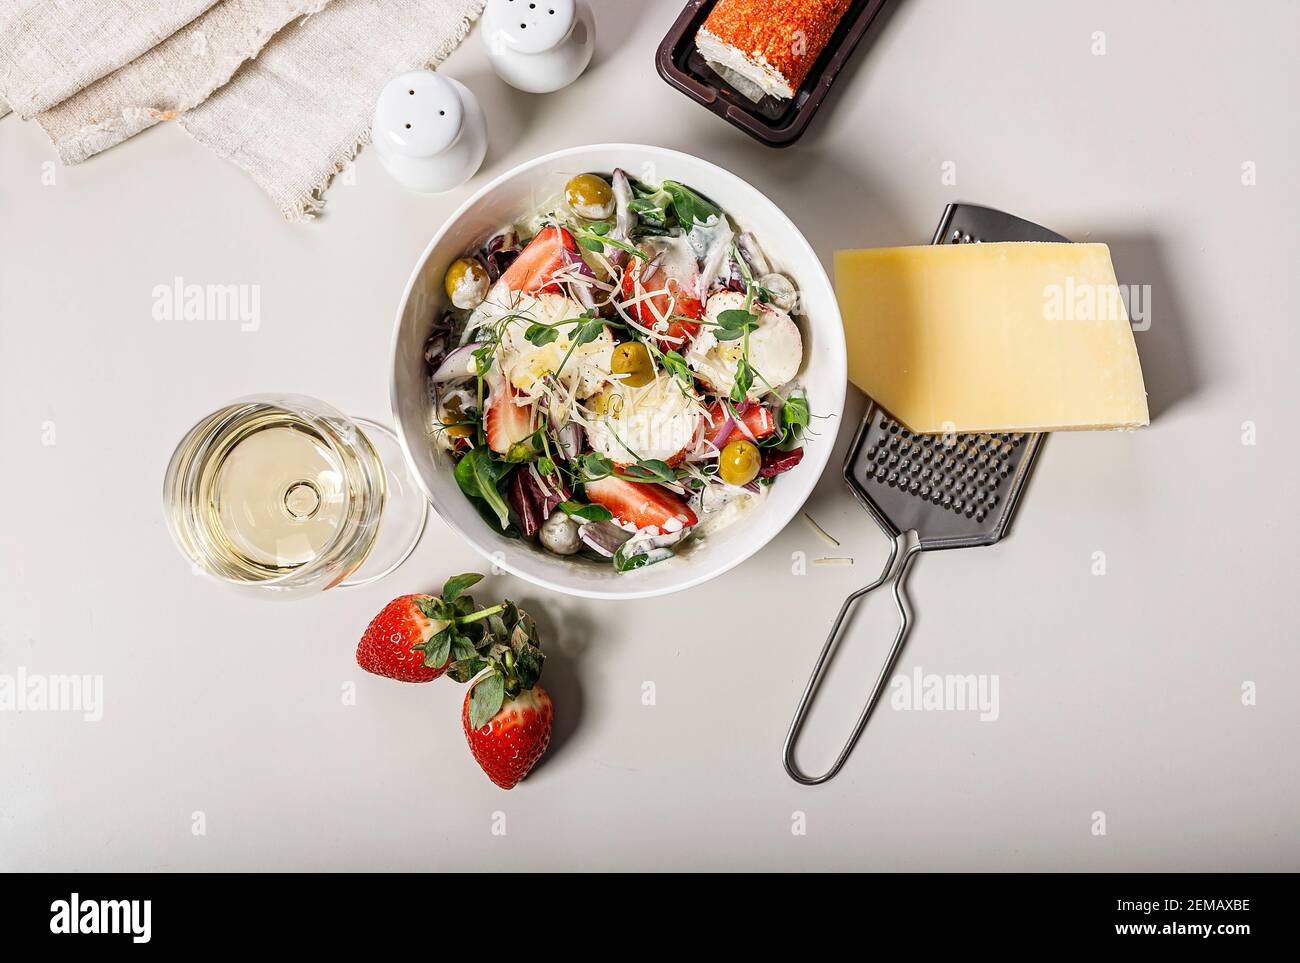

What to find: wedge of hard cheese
left=834, top=242, right=1150, bottom=433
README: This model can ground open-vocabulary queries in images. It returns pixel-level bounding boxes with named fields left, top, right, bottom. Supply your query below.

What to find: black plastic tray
left=655, top=0, right=889, bottom=146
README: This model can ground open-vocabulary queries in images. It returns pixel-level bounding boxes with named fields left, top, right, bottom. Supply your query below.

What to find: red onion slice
left=758, top=446, right=804, bottom=478
left=578, top=520, right=631, bottom=558
left=508, top=470, right=541, bottom=539
left=430, top=341, right=482, bottom=383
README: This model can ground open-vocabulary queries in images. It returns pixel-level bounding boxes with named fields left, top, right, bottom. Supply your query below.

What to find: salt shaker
left=372, top=70, right=487, bottom=194
left=481, top=0, right=595, bottom=94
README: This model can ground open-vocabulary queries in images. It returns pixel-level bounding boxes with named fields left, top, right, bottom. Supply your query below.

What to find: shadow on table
left=1105, top=232, right=1202, bottom=421
left=453, top=67, right=541, bottom=172
left=517, top=593, right=592, bottom=772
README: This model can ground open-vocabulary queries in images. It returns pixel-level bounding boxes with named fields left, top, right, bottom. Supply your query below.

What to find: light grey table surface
left=2, top=0, right=1297, bottom=872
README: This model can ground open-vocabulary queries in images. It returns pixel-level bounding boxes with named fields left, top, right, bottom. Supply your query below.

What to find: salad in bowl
left=423, top=169, right=812, bottom=573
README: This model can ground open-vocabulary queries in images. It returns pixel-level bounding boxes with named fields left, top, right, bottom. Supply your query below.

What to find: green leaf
left=577, top=452, right=615, bottom=481
left=501, top=600, right=520, bottom=631
left=442, top=572, right=482, bottom=603
left=422, top=626, right=453, bottom=668
left=620, top=459, right=676, bottom=484
left=415, top=596, right=453, bottom=622
left=553, top=314, right=607, bottom=379
left=525, top=323, right=560, bottom=347
left=471, top=342, right=495, bottom=377
left=559, top=500, right=613, bottom=522
left=585, top=220, right=611, bottom=236
left=713, top=309, right=757, bottom=341
left=469, top=495, right=521, bottom=539
left=661, top=350, right=693, bottom=385
left=661, top=180, right=722, bottom=232
left=578, top=236, right=605, bottom=253
left=716, top=309, right=756, bottom=328
left=730, top=358, right=753, bottom=404
left=573, top=315, right=605, bottom=347
left=513, top=643, right=544, bottom=690
left=781, top=393, right=810, bottom=433
left=629, top=195, right=672, bottom=227
left=469, top=671, right=506, bottom=731
left=613, top=541, right=674, bottom=572
left=537, top=455, right=557, bottom=478
left=450, top=634, right=478, bottom=662
left=510, top=609, right=538, bottom=649
left=455, top=448, right=512, bottom=530
left=447, top=657, right=489, bottom=684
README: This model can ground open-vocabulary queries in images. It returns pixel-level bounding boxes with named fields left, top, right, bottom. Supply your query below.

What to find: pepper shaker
left=372, top=70, right=487, bottom=194
left=481, top=0, right=595, bottom=94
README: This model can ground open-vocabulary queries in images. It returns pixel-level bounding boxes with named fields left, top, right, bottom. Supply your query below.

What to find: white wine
left=164, top=399, right=387, bottom=593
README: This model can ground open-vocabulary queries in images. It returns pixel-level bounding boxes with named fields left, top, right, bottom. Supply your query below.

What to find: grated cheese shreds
left=801, top=511, right=841, bottom=546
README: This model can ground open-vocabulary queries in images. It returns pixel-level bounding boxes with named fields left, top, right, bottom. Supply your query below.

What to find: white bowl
left=389, top=144, right=846, bottom=599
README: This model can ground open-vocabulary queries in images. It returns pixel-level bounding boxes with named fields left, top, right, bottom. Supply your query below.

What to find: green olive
left=444, top=257, right=489, bottom=309
left=718, top=439, right=761, bottom=486
left=610, top=341, right=654, bottom=387
left=565, top=173, right=614, bottom=220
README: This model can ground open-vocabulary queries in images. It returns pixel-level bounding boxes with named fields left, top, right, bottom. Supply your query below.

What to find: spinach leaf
left=455, top=447, right=512, bottom=530
left=661, top=180, right=722, bottom=232
left=559, top=500, right=614, bottom=522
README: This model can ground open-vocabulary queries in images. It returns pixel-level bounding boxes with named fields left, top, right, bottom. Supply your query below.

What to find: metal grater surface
left=842, top=203, right=1062, bottom=551
left=844, top=413, right=1039, bottom=550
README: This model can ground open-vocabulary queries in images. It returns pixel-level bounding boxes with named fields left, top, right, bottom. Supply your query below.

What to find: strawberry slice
left=584, top=475, right=698, bottom=532
left=702, top=401, right=776, bottom=447
left=500, top=226, right=579, bottom=295
left=485, top=371, right=534, bottom=454
left=620, top=254, right=705, bottom=348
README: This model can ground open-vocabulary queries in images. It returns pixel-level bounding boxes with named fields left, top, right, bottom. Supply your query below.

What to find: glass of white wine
left=163, top=394, right=428, bottom=598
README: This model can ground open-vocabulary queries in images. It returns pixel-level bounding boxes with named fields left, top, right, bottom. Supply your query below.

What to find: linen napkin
left=1, top=0, right=485, bottom=220
left=180, top=0, right=486, bottom=221
left=36, top=0, right=332, bottom=164
left=0, top=0, right=217, bottom=118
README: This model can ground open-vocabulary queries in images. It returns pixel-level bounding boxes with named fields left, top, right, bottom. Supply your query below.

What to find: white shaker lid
left=484, top=0, right=576, bottom=55
left=373, top=70, right=464, bottom=158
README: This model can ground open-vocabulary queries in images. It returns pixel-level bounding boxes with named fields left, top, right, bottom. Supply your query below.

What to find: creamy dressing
left=691, top=482, right=766, bottom=540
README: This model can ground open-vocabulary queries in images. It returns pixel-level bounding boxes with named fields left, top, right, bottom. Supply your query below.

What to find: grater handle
left=782, top=531, right=922, bottom=785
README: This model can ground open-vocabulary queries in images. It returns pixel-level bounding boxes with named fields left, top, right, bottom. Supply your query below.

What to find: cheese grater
left=782, top=204, right=1061, bottom=785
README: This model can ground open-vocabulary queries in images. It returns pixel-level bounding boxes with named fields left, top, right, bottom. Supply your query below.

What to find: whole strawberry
left=356, top=574, right=504, bottom=683
left=447, top=600, right=552, bottom=789
left=462, top=684, right=553, bottom=790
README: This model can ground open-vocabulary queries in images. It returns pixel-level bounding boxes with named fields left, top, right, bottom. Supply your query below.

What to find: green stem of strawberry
left=457, top=604, right=505, bottom=625
left=501, top=651, right=521, bottom=695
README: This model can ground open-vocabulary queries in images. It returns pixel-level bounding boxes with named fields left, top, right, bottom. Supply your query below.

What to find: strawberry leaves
left=411, top=573, right=507, bottom=669
left=442, top=572, right=482, bottom=603
left=413, top=585, right=546, bottom=729
left=468, top=670, right=506, bottom=730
